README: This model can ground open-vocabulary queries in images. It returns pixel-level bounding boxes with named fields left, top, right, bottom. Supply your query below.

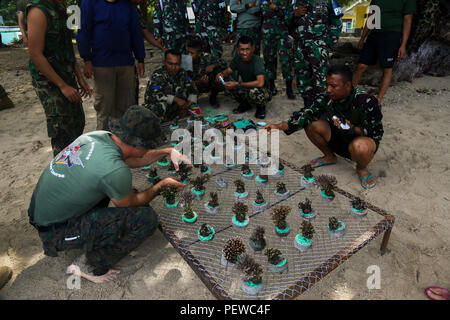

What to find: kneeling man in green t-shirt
left=28, top=105, right=189, bottom=283
left=217, top=36, right=272, bottom=119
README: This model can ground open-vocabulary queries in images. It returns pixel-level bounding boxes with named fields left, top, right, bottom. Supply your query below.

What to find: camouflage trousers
left=293, top=39, right=329, bottom=106
left=32, top=78, right=85, bottom=157
left=145, top=99, right=182, bottom=124
left=230, top=86, right=272, bottom=108
left=162, top=34, right=187, bottom=53
left=195, top=25, right=224, bottom=58
left=234, top=26, right=262, bottom=56
left=36, top=202, right=158, bottom=276
left=262, top=31, right=294, bottom=81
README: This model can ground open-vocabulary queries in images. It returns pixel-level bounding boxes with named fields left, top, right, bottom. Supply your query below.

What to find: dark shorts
left=359, top=31, right=402, bottom=69
left=327, top=124, right=379, bottom=160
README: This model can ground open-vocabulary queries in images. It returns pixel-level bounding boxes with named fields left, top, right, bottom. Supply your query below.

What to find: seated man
left=186, top=38, right=227, bottom=108
left=263, top=65, right=383, bottom=189
left=216, top=36, right=271, bottom=119
left=144, top=50, right=198, bottom=123
left=28, top=105, right=189, bottom=283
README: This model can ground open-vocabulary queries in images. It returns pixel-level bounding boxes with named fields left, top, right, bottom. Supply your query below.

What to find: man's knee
left=349, top=138, right=376, bottom=157
left=305, top=119, right=330, bottom=136
left=356, top=63, right=369, bottom=73
left=137, top=207, right=159, bottom=236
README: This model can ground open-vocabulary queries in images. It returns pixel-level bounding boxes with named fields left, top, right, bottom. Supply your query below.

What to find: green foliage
left=236, top=254, right=263, bottom=285
left=232, top=202, right=248, bottom=222
left=298, top=198, right=312, bottom=214
left=328, top=217, right=341, bottom=232
left=0, top=0, right=19, bottom=26
left=160, top=185, right=178, bottom=204
left=301, top=221, right=315, bottom=240
left=234, top=179, right=246, bottom=194
left=208, top=192, right=219, bottom=208
left=271, top=205, right=290, bottom=229
left=264, top=248, right=283, bottom=265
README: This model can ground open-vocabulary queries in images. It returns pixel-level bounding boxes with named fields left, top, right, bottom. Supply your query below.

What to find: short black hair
left=186, top=38, right=203, bottom=51
left=164, top=49, right=182, bottom=61
left=238, top=35, right=254, bottom=46
left=326, top=64, right=353, bottom=84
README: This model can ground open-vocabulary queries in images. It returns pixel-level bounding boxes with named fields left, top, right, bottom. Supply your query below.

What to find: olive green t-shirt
left=371, top=0, right=416, bottom=33
left=230, top=54, right=266, bottom=83
left=28, top=131, right=132, bottom=226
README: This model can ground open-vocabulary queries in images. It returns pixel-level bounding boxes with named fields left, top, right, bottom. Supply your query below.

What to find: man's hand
left=269, top=3, right=276, bottom=10
left=205, top=65, right=215, bottom=74
left=174, top=96, right=188, bottom=108
left=78, top=77, right=93, bottom=99
left=398, top=45, right=407, bottom=60
left=216, top=72, right=225, bottom=83
left=224, top=81, right=239, bottom=90
left=60, top=84, right=82, bottom=103
left=155, top=177, right=186, bottom=194
left=83, top=61, right=95, bottom=79
left=262, top=122, right=289, bottom=134
left=170, top=148, right=192, bottom=171
left=357, top=37, right=365, bottom=51
left=294, top=6, right=307, bottom=17
left=137, top=62, right=145, bottom=77
left=247, top=2, right=256, bottom=8
left=197, top=75, right=209, bottom=86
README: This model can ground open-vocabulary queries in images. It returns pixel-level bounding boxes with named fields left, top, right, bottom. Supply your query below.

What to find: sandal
left=310, top=157, right=337, bottom=169
left=359, top=173, right=376, bottom=189
left=424, top=286, right=450, bottom=300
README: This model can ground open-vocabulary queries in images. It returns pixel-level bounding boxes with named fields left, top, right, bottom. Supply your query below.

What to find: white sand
left=0, top=43, right=449, bottom=300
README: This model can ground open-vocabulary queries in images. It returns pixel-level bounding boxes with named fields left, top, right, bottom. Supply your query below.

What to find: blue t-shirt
left=76, top=0, right=145, bottom=67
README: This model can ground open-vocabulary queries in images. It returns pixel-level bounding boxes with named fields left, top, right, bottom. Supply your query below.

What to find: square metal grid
left=131, top=158, right=395, bottom=300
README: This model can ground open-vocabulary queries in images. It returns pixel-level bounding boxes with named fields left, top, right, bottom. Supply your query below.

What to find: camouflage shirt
left=289, top=0, right=342, bottom=47
left=144, top=66, right=198, bottom=107
left=26, top=0, right=76, bottom=83
left=261, top=0, right=292, bottom=33
left=193, top=0, right=227, bottom=33
left=191, top=52, right=228, bottom=81
left=153, top=0, right=189, bottom=40
left=286, top=88, right=384, bottom=146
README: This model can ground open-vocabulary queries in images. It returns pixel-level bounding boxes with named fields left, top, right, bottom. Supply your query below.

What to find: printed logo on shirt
left=50, top=136, right=95, bottom=178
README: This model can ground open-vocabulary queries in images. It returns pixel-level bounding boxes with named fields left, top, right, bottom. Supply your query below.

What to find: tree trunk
left=331, top=0, right=450, bottom=85
left=393, top=0, right=450, bottom=82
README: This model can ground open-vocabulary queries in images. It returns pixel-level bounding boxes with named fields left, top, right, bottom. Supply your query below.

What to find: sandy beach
left=0, top=40, right=449, bottom=300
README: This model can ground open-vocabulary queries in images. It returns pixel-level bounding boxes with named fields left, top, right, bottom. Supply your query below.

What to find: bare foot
left=67, top=264, right=120, bottom=284
left=310, top=155, right=337, bottom=169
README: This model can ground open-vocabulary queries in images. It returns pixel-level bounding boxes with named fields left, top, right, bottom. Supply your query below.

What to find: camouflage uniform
left=261, top=0, right=294, bottom=81
left=191, top=52, right=227, bottom=94
left=285, top=87, right=384, bottom=152
left=153, top=0, right=190, bottom=52
left=26, top=0, right=85, bottom=157
left=34, top=201, right=158, bottom=275
left=289, top=0, right=342, bottom=106
left=230, top=0, right=263, bottom=56
left=230, top=86, right=272, bottom=110
left=193, top=0, right=227, bottom=58
left=144, top=66, right=198, bottom=123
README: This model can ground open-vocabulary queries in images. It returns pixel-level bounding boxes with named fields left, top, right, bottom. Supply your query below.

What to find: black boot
left=254, top=105, right=266, bottom=119
left=233, top=100, right=251, bottom=114
left=209, top=89, right=220, bottom=108
left=286, top=80, right=296, bottom=100
left=269, top=79, right=277, bottom=96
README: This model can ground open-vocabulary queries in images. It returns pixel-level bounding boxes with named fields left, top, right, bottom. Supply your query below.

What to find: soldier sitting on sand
left=27, top=106, right=189, bottom=283
left=186, top=38, right=227, bottom=109
left=263, top=65, right=383, bottom=190
left=216, top=36, right=272, bottom=120
left=144, top=50, right=199, bottom=123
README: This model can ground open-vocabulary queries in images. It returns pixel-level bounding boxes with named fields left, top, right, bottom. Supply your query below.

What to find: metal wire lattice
left=131, top=158, right=394, bottom=300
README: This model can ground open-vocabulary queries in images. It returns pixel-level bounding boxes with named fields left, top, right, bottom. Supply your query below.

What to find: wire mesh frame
left=134, top=157, right=395, bottom=300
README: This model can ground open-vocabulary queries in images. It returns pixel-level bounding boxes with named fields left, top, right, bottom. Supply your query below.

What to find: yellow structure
left=342, top=0, right=370, bottom=33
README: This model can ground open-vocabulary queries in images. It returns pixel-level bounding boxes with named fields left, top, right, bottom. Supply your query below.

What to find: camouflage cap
left=109, top=105, right=166, bottom=149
